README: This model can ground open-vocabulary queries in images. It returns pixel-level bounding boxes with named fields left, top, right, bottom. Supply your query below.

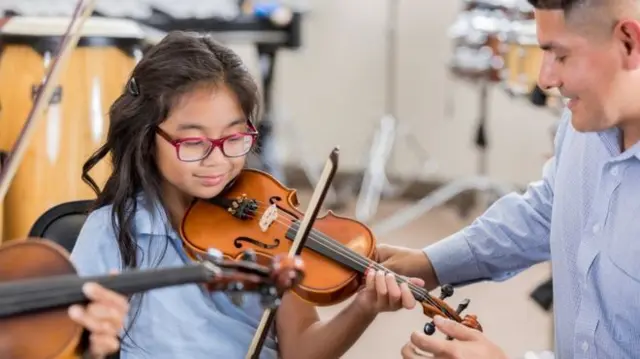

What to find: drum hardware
left=447, top=8, right=510, bottom=83
left=372, top=78, right=516, bottom=235
left=354, top=0, right=437, bottom=223
left=32, top=85, right=62, bottom=103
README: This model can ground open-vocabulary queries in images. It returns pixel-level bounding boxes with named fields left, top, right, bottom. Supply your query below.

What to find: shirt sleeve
left=424, top=112, right=571, bottom=287
left=70, top=206, right=123, bottom=276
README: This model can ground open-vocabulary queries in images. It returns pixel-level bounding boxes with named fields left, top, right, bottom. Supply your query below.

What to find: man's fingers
left=401, top=341, right=429, bottom=358
left=410, top=330, right=452, bottom=356
left=434, top=316, right=478, bottom=341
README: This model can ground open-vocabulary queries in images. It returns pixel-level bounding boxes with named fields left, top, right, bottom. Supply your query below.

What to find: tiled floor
left=295, top=191, right=554, bottom=358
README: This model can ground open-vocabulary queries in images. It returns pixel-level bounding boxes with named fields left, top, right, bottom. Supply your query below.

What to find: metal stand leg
left=251, top=44, right=345, bottom=209
left=251, top=45, right=286, bottom=183
left=371, top=80, right=516, bottom=236
left=354, top=0, right=437, bottom=222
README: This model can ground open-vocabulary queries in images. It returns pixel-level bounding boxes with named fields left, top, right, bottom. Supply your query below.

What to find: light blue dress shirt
left=70, top=195, right=279, bottom=359
left=424, top=109, right=640, bottom=358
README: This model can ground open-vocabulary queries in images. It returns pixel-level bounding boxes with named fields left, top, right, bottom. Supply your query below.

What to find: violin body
left=0, top=238, right=304, bottom=359
left=0, top=240, right=85, bottom=359
left=181, top=169, right=377, bottom=306
left=181, top=168, right=484, bottom=336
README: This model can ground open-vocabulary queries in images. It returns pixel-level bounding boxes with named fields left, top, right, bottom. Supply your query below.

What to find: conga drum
left=447, top=6, right=511, bottom=82
left=0, top=16, right=145, bottom=242
left=500, top=19, right=542, bottom=96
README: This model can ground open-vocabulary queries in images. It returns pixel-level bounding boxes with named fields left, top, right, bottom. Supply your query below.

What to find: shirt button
left=592, top=224, right=600, bottom=233
left=582, top=341, right=589, bottom=352
left=610, top=167, right=619, bottom=176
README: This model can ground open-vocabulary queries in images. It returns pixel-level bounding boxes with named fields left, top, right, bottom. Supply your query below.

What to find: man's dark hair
left=526, top=0, right=586, bottom=13
left=527, top=0, right=633, bottom=35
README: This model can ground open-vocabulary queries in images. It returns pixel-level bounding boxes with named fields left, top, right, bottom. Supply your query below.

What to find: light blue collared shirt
left=70, top=195, right=279, bottom=359
left=425, top=109, right=640, bottom=358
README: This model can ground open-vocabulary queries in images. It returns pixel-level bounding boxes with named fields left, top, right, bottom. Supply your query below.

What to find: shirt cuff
left=422, top=231, right=488, bottom=287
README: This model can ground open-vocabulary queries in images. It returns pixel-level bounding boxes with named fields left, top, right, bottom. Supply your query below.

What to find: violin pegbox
left=422, top=284, right=482, bottom=337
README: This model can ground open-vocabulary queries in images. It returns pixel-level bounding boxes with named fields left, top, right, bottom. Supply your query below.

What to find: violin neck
left=0, top=264, right=213, bottom=318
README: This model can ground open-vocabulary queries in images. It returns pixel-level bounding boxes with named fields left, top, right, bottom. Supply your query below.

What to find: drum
left=448, top=7, right=511, bottom=82
left=0, top=16, right=145, bottom=242
left=500, top=19, right=543, bottom=96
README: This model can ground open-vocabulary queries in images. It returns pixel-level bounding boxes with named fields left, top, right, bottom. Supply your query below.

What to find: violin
left=0, top=239, right=305, bottom=359
left=180, top=168, right=483, bottom=335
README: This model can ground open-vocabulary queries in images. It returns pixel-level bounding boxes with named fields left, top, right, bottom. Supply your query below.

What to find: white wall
left=235, top=0, right=560, bottom=188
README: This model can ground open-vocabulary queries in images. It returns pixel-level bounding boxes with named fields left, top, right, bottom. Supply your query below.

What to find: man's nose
left=537, top=53, right=561, bottom=90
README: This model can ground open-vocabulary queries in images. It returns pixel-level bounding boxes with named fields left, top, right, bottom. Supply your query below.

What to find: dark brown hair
left=82, top=31, right=261, bottom=269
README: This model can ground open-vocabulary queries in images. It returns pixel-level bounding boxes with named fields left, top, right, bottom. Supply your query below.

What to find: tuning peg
left=424, top=321, right=436, bottom=335
left=228, top=281, right=245, bottom=292
left=439, top=284, right=454, bottom=300
left=205, top=248, right=224, bottom=263
left=240, top=249, right=257, bottom=263
left=456, top=298, right=470, bottom=314
left=259, top=285, right=281, bottom=309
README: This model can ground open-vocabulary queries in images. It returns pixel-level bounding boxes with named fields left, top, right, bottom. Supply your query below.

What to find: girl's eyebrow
left=176, top=118, right=246, bottom=132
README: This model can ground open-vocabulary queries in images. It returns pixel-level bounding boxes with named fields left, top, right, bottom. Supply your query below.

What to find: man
left=379, top=0, right=640, bottom=357
left=68, top=282, right=129, bottom=358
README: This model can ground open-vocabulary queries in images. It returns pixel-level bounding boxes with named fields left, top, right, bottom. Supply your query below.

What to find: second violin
left=180, top=168, right=482, bottom=335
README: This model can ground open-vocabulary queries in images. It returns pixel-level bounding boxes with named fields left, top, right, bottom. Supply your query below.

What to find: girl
left=70, top=31, right=423, bottom=359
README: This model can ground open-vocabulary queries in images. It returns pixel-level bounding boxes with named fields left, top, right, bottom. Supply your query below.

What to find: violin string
left=235, top=200, right=457, bottom=319
left=246, top=203, right=457, bottom=320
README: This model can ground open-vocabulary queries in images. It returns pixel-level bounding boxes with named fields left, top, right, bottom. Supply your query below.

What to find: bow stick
left=0, top=0, right=97, bottom=202
left=244, top=146, right=340, bottom=359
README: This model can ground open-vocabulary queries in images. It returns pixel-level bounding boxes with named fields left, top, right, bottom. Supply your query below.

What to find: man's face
left=535, top=9, right=624, bottom=132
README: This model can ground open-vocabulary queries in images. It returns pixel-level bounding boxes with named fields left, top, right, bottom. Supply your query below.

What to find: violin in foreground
left=180, top=168, right=483, bottom=337
left=0, top=239, right=305, bottom=359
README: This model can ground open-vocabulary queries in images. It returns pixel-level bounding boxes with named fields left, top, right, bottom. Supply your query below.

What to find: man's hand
left=376, top=244, right=439, bottom=290
left=400, top=316, right=508, bottom=359
left=68, top=282, right=129, bottom=359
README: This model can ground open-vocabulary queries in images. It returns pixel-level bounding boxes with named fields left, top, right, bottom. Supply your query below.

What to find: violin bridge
left=259, top=203, right=278, bottom=232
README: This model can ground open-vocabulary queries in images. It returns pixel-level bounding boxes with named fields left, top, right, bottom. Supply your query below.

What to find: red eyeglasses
left=156, top=123, right=258, bottom=162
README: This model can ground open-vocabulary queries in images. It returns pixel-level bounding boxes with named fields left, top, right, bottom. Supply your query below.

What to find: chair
left=28, top=200, right=94, bottom=253
left=28, top=200, right=121, bottom=359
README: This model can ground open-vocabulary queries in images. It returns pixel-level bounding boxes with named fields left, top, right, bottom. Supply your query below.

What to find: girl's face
left=155, top=84, right=254, bottom=203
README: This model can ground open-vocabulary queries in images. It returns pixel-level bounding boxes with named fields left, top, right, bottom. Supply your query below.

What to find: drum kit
left=448, top=0, right=565, bottom=112
left=0, top=13, right=146, bottom=243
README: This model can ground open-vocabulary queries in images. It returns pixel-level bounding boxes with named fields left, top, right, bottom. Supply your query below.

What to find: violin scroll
left=421, top=284, right=483, bottom=337
left=196, top=248, right=305, bottom=309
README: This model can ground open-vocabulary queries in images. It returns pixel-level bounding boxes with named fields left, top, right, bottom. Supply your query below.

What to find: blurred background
left=0, top=0, right=559, bottom=357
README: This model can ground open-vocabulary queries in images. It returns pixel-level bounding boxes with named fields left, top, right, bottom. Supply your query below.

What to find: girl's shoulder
left=83, top=193, right=170, bottom=237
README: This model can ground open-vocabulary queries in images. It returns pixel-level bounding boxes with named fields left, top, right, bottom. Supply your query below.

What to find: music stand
left=354, top=0, right=437, bottom=223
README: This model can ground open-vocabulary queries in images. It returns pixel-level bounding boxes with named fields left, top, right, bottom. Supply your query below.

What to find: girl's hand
left=354, top=269, right=424, bottom=315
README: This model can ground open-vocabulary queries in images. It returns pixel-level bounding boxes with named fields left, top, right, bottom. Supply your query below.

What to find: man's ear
left=613, top=19, right=640, bottom=69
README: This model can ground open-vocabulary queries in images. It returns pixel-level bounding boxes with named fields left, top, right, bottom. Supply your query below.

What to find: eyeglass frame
left=155, top=121, right=259, bottom=162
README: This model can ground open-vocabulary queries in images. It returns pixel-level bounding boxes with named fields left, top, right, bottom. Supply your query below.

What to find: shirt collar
left=133, top=192, right=176, bottom=237
left=597, top=127, right=640, bottom=162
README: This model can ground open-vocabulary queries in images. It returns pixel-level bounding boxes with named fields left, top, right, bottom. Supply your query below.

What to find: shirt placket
left=573, top=160, right=625, bottom=358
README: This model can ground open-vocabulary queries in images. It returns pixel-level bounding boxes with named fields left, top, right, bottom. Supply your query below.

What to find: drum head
left=0, top=16, right=145, bottom=53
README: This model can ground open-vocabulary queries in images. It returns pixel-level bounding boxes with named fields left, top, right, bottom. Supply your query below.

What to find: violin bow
left=0, top=0, right=97, bottom=202
left=244, top=146, right=340, bottom=359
